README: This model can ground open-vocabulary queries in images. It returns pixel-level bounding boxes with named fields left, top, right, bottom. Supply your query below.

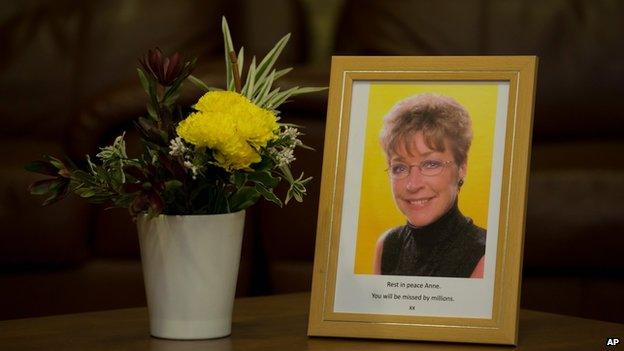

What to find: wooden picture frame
left=308, top=56, right=537, bottom=345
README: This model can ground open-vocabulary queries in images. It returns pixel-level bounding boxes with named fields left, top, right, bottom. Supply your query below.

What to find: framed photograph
left=308, top=56, right=537, bottom=345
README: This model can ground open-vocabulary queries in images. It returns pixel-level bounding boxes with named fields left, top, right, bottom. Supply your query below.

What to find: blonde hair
left=380, top=93, right=473, bottom=165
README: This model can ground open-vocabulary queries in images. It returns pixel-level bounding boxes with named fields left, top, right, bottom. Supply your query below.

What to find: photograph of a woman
left=372, top=94, right=486, bottom=278
left=310, top=54, right=533, bottom=343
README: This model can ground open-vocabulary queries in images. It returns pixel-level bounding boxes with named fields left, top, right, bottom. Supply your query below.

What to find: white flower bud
left=169, top=137, right=188, bottom=157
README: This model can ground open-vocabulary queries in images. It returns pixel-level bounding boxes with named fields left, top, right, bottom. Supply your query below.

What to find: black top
left=380, top=203, right=486, bottom=277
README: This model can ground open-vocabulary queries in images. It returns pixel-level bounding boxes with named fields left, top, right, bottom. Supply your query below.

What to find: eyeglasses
left=387, top=160, right=454, bottom=179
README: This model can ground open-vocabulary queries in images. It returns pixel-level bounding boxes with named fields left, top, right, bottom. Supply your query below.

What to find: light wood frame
left=308, top=56, right=538, bottom=345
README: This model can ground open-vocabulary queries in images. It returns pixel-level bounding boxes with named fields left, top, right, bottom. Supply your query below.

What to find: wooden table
left=1, top=293, right=622, bottom=350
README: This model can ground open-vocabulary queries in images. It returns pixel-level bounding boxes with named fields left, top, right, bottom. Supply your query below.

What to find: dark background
left=1, top=0, right=623, bottom=323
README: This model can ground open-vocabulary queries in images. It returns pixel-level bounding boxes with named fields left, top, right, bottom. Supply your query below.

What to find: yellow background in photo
left=354, top=82, right=499, bottom=274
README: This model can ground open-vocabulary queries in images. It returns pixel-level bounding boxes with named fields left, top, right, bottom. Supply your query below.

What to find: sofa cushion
left=0, top=0, right=226, bottom=139
left=334, top=0, right=624, bottom=140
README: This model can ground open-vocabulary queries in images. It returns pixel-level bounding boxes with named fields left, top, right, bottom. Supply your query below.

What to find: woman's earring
left=458, top=179, right=464, bottom=187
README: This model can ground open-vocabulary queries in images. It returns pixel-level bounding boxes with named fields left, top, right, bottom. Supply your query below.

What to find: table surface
left=1, top=292, right=622, bottom=350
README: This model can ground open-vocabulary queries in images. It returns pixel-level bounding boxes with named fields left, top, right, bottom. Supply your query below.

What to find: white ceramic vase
left=137, top=210, right=245, bottom=340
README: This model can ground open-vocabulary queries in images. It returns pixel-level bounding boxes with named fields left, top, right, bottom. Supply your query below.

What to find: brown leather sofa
left=1, top=0, right=623, bottom=324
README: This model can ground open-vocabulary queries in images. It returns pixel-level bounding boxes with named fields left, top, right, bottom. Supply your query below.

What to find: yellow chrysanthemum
left=176, top=91, right=278, bottom=170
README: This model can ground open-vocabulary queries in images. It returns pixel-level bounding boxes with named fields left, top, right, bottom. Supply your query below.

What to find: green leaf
left=252, top=156, right=274, bottom=172
left=266, top=86, right=300, bottom=109
left=228, top=186, right=261, bottom=211
left=162, top=91, right=180, bottom=107
left=258, top=87, right=281, bottom=109
left=299, top=176, right=313, bottom=187
left=29, top=178, right=61, bottom=195
left=285, top=177, right=310, bottom=205
left=273, top=67, right=293, bottom=81
left=74, top=187, right=96, bottom=198
left=222, top=16, right=236, bottom=91
left=137, top=68, right=150, bottom=94
left=25, top=160, right=59, bottom=176
left=241, top=57, right=256, bottom=97
left=255, top=183, right=282, bottom=207
left=283, top=172, right=312, bottom=205
left=237, top=46, right=244, bottom=82
left=254, top=69, right=276, bottom=105
left=148, top=84, right=160, bottom=121
left=70, top=169, right=92, bottom=184
left=165, top=180, right=183, bottom=191
left=289, top=86, right=328, bottom=94
left=279, top=164, right=294, bottom=182
left=293, top=191, right=303, bottom=202
left=87, top=194, right=114, bottom=204
left=113, top=194, right=136, bottom=208
left=41, top=181, right=69, bottom=206
left=146, top=103, right=157, bottom=118
left=188, top=75, right=220, bottom=93
left=232, top=172, right=248, bottom=188
left=45, top=155, right=65, bottom=171
left=162, top=73, right=186, bottom=106
left=297, top=143, right=315, bottom=151
left=269, top=86, right=327, bottom=109
left=247, top=170, right=279, bottom=189
left=254, top=34, right=290, bottom=94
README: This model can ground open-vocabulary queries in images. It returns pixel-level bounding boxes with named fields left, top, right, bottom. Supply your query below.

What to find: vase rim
left=138, top=209, right=245, bottom=219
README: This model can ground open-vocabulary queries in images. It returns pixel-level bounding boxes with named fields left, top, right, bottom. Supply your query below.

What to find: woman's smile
left=390, top=132, right=465, bottom=228
left=402, top=195, right=436, bottom=207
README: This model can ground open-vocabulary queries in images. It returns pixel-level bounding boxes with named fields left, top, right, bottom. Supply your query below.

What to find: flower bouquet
left=26, top=18, right=324, bottom=340
left=26, top=18, right=323, bottom=218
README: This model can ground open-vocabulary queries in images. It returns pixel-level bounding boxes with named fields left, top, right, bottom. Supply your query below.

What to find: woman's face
left=388, top=131, right=466, bottom=227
